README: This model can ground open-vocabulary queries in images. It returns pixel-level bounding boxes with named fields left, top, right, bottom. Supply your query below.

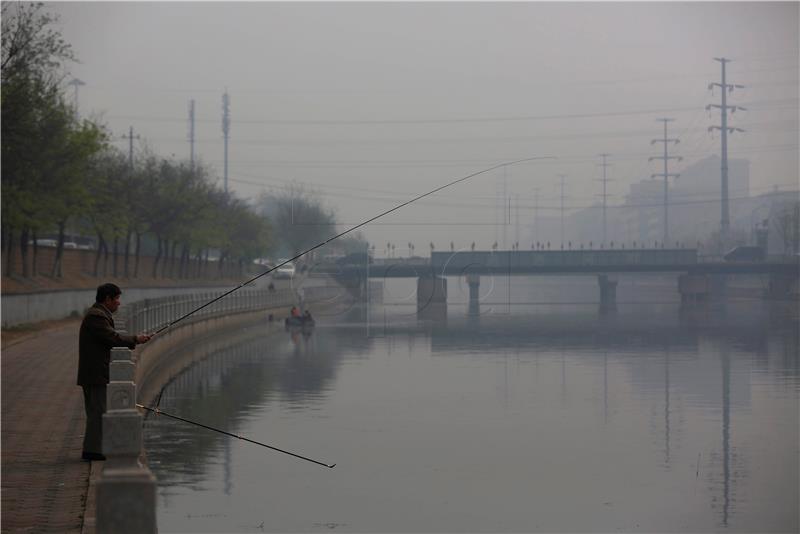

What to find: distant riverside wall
left=1, top=285, right=237, bottom=328
left=2, top=247, right=248, bottom=295
left=1, top=246, right=272, bottom=327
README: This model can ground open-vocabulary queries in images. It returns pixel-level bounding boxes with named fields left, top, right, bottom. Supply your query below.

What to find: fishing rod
left=152, top=155, right=554, bottom=336
left=136, top=403, right=336, bottom=469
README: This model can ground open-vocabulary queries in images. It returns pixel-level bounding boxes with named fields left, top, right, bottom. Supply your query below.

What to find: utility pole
left=597, top=154, right=613, bottom=245
left=121, top=126, right=140, bottom=169
left=649, top=118, right=682, bottom=243
left=494, top=177, right=501, bottom=249
left=557, top=174, right=567, bottom=248
left=222, top=90, right=231, bottom=194
left=68, top=78, right=85, bottom=119
left=503, top=166, right=508, bottom=249
left=708, top=57, right=745, bottom=248
left=188, top=99, right=196, bottom=171
left=532, top=187, right=540, bottom=246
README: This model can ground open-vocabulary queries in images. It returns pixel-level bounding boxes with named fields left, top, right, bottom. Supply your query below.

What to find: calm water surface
left=144, top=277, right=799, bottom=533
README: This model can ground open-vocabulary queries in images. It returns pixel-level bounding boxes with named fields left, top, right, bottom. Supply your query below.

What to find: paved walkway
left=1, top=319, right=96, bottom=533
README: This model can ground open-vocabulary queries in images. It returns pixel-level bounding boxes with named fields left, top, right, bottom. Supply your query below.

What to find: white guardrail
left=125, top=285, right=343, bottom=335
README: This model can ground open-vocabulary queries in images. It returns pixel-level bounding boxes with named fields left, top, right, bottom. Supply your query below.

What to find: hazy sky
left=48, top=1, right=798, bottom=250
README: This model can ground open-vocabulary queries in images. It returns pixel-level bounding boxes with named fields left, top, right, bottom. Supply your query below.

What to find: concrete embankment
left=135, top=305, right=292, bottom=405
left=133, top=282, right=351, bottom=404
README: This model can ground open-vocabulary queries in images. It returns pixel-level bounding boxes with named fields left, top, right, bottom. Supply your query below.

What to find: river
left=143, top=275, right=799, bottom=532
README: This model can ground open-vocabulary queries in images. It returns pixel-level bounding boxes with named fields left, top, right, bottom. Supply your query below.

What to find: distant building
left=672, top=154, right=750, bottom=201
left=527, top=155, right=798, bottom=254
left=670, top=155, right=750, bottom=244
left=734, top=188, right=800, bottom=255
left=621, top=179, right=662, bottom=245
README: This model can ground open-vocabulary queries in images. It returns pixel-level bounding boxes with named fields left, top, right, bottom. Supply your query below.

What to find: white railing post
left=95, top=347, right=157, bottom=533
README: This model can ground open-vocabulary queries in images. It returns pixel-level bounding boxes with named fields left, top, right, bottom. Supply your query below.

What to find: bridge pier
left=598, top=275, right=618, bottom=313
left=767, top=272, right=798, bottom=300
left=417, top=275, right=447, bottom=320
left=709, top=274, right=728, bottom=300
left=678, top=274, right=710, bottom=305
left=466, top=273, right=480, bottom=316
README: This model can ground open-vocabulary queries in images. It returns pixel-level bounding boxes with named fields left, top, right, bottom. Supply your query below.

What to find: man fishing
left=77, top=283, right=151, bottom=461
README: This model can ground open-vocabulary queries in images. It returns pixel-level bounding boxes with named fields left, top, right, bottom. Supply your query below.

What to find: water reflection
left=145, top=325, right=358, bottom=484
left=145, top=296, right=798, bottom=532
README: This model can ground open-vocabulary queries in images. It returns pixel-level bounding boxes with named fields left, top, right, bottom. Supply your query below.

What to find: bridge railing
left=430, top=248, right=699, bottom=269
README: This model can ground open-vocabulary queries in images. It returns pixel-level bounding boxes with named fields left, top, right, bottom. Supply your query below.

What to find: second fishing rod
left=150, top=156, right=553, bottom=337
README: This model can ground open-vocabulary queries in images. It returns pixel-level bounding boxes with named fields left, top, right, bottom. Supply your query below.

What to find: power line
left=199, top=141, right=796, bottom=169
left=105, top=105, right=704, bottom=126
left=140, top=117, right=796, bottom=146
left=229, top=164, right=794, bottom=204
left=228, top=171, right=797, bottom=213
left=77, top=60, right=800, bottom=97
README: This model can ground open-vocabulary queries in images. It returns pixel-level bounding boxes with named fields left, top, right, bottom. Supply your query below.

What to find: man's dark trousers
left=82, top=385, right=106, bottom=455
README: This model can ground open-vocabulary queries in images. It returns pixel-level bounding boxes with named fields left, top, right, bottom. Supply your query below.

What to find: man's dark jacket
left=77, top=303, right=137, bottom=385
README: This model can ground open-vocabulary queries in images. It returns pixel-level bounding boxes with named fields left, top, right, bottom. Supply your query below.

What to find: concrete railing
left=95, top=282, right=345, bottom=533
left=96, top=346, right=157, bottom=533
left=125, top=285, right=343, bottom=335
left=125, top=288, right=294, bottom=335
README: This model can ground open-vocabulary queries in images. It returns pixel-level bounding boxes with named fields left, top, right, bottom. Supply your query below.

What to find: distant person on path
left=77, top=283, right=151, bottom=461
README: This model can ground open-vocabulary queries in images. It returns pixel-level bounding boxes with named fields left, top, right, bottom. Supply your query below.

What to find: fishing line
left=136, top=404, right=336, bottom=469
left=151, top=155, right=554, bottom=336
left=142, top=379, right=170, bottom=422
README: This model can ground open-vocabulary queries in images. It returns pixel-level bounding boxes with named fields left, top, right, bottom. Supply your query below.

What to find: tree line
left=2, top=3, right=361, bottom=282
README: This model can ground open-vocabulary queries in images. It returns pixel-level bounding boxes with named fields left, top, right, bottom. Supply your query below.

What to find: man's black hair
left=96, top=283, right=122, bottom=303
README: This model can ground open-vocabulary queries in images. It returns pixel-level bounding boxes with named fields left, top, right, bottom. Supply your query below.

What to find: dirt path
left=1, top=319, right=91, bottom=533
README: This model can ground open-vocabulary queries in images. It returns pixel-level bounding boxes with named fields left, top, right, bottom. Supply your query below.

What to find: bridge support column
left=418, top=275, right=447, bottom=320
left=678, top=274, right=710, bottom=305
left=96, top=348, right=157, bottom=534
left=709, top=274, right=728, bottom=300
left=466, top=273, right=480, bottom=316
left=598, top=275, right=618, bottom=313
left=767, top=272, right=798, bottom=300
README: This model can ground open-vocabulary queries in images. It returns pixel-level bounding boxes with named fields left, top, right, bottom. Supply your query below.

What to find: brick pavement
left=1, top=319, right=94, bottom=533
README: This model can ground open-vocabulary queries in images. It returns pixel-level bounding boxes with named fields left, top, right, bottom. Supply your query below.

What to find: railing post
left=95, top=347, right=157, bottom=533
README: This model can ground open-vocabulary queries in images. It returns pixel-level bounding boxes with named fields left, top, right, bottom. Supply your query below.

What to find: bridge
left=324, top=249, right=799, bottom=314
